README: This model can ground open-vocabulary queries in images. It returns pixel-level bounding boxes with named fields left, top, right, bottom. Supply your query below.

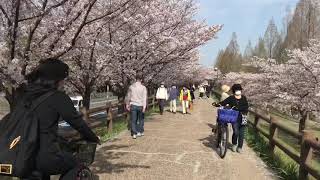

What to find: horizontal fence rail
left=212, top=90, right=320, bottom=180
left=60, top=96, right=158, bottom=138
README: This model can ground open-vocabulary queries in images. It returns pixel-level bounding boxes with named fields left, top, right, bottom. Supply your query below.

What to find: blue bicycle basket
left=217, top=108, right=239, bottom=124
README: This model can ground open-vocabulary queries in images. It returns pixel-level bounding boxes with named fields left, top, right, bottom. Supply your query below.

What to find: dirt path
left=92, top=99, right=278, bottom=180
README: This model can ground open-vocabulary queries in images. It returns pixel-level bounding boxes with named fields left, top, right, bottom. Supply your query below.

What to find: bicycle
left=60, top=139, right=97, bottom=180
left=21, top=139, right=97, bottom=180
left=212, top=103, right=239, bottom=159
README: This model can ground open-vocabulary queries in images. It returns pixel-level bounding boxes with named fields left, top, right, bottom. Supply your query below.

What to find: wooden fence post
left=266, top=106, right=271, bottom=119
left=106, top=102, right=113, bottom=133
left=152, top=96, right=155, bottom=110
left=299, top=131, right=314, bottom=180
left=299, top=111, right=309, bottom=133
left=269, top=116, right=278, bottom=153
left=254, top=115, right=259, bottom=132
left=126, top=111, right=131, bottom=131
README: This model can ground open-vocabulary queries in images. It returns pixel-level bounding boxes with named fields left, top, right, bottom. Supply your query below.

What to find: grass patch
left=246, top=127, right=299, bottom=180
left=94, top=118, right=127, bottom=142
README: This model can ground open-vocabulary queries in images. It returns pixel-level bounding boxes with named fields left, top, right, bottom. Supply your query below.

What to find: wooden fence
left=212, top=91, right=320, bottom=180
left=60, top=96, right=158, bottom=138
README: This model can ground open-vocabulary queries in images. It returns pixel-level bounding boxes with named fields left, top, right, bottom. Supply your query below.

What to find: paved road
left=91, top=99, right=278, bottom=180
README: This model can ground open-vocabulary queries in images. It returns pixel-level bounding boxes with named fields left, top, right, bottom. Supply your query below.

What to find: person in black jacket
left=23, top=59, right=100, bottom=180
left=218, top=84, right=248, bottom=153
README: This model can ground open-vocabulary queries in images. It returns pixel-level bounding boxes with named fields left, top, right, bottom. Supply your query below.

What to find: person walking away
left=180, top=87, right=191, bottom=114
left=169, top=85, right=179, bottom=113
left=190, top=85, right=195, bottom=102
left=15, top=59, right=100, bottom=180
left=218, top=84, right=248, bottom=153
left=206, top=85, right=212, bottom=98
left=126, top=74, right=147, bottom=139
left=220, top=85, right=230, bottom=101
left=156, top=82, right=168, bottom=115
left=199, top=85, right=205, bottom=99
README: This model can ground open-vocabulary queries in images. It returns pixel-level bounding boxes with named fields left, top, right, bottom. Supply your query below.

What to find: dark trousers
left=158, top=99, right=165, bottom=114
left=232, top=122, right=246, bottom=148
left=24, top=151, right=79, bottom=180
left=130, top=105, right=143, bottom=135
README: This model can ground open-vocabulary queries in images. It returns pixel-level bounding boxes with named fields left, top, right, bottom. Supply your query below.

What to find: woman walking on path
left=156, top=82, right=168, bottom=115
left=180, top=86, right=191, bottom=114
left=189, top=85, right=195, bottom=111
left=190, top=85, right=195, bottom=102
left=220, top=85, right=230, bottom=101
left=218, top=84, right=249, bottom=153
left=169, top=85, right=179, bottom=113
left=214, top=84, right=231, bottom=144
left=199, top=85, right=205, bottom=99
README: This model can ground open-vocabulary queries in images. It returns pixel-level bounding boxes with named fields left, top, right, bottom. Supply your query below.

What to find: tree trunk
left=4, top=86, right=18, bottom=112
left=118, top=95, right=125, bottom=114
left=299, top=110, right=309, bottom=132
left=82, top=88, right=92, bottom=110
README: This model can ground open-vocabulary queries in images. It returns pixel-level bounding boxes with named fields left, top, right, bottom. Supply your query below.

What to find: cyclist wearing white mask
left=218, top=84, right=249, bottom=153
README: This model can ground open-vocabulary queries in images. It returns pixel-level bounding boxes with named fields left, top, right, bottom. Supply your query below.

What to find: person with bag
left=0, top=59, right=100, bottom=180
left=179, top=87, right=191, bottom=114
left=217, top=84, right=248, bottom=153
left=156, top=82, right=168, bottom=115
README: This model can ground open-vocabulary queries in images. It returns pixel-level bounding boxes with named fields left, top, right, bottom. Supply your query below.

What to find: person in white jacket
left=199, top=85, right=205, bottom=98
left=156, top=82, right=168, bottom=115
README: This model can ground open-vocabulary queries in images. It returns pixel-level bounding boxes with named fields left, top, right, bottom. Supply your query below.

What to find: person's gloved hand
left=97, top=136, right=101, bottom=145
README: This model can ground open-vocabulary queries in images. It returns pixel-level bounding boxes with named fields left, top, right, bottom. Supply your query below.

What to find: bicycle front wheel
left=78, top=167, right=94, bottom=180
left=218, top=124, right=229, bottom=159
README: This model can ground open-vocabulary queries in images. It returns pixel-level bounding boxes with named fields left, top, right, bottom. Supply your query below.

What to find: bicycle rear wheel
left=218, top=124, right=229, bottom=158
left=78, top=167, right=94, bottom=180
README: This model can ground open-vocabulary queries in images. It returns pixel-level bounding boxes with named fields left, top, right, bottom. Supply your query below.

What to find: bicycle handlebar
left=212, top=102, right=235, bottom=109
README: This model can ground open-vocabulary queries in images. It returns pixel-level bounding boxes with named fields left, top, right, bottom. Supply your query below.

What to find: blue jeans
left=232, top=122, right=246, bottom=148
left=130, top=105, right=143, bottom=135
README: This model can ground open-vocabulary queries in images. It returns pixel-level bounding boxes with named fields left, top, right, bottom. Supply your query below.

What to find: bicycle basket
left=217, top=108, right=239, bottom=124
left=75, top=142, right=97, bottom=166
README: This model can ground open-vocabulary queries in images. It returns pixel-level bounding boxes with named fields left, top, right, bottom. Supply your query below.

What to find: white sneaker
left=237, top=148, right=242, bottom=154
left=137, top=133, right=142, bottom=137
left=132, top=134, right=137, bottom=139
left=231, top=145, right=237, bottom=152
left=141, top=133, right=144, bottom=136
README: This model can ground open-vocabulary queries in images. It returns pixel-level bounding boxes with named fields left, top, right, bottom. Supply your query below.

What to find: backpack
left=0, top=91, right=55, bottom=178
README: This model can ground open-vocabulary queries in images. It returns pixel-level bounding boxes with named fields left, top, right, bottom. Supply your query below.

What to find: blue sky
left=196, top=0, right=299, bottom=66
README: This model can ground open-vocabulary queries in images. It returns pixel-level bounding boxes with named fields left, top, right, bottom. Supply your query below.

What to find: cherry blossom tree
left=220, top=40, right=320, bottom=131
left=0, top=0, right=134, bottom=109
left=0, top=0, right=221, bottom=111
left=102, top=0, right=221, bottom=98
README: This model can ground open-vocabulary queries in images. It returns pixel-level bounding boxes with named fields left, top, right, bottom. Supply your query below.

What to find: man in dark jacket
left=23, top=59, right=100, bottom=180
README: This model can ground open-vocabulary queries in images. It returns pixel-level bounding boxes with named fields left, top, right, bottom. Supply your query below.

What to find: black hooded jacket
left=22, top=84, right=99, bottom=154
left=219, top=95, right=249, bottom=123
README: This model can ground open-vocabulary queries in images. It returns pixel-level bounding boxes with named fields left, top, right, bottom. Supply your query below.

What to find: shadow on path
left=92, top=144, right=150, bottom=174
